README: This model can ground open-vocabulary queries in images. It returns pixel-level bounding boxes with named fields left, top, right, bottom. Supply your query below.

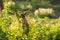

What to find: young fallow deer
left=17, top=9, right=29, bottom=36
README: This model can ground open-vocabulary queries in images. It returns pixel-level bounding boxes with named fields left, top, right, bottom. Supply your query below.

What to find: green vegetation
left=0, top=0, right=60, bottom=40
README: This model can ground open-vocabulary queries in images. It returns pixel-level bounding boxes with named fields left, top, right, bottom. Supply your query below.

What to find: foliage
left=0, top=0, right=60, bottom=40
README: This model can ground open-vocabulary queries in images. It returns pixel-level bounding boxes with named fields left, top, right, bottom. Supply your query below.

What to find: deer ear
left=24, top=11, right=28, bottom=15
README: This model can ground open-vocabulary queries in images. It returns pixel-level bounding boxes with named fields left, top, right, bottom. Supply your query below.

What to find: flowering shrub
left=0, top=12, right=60, bottom=40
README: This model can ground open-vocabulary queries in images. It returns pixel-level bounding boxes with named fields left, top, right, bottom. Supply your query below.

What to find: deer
left=17, top=9, right=29, bottom=37
left=21, top=10, right=29, bottom=36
